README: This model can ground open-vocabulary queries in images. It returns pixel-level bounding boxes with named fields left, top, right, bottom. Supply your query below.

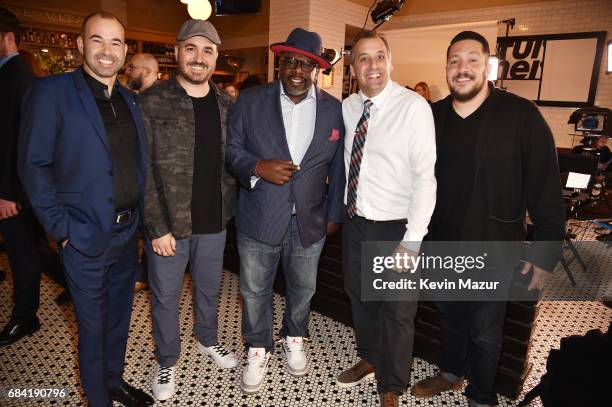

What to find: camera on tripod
left=568, top=106, right=611, bottom=151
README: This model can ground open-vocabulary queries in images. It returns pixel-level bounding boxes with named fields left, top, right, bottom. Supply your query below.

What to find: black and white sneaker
left=151, top=364, right=176, bottom=400
left=198, top=342, right=238, bottom=369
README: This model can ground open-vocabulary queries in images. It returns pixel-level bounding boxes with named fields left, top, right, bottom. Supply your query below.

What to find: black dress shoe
left=54, top=290, right=72, bottom=305
left=0, top=318, right=40, bottom=347
left=110, top=380, right=154, bottom=406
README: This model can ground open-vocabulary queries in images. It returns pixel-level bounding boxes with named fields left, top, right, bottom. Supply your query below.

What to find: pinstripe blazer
left=226, top=80, right=345, bottom=247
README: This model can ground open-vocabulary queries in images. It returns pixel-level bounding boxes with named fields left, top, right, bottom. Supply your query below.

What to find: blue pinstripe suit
left=226, top=80, right=345, bottom=351
left=226, top=80, right=345, bottom=247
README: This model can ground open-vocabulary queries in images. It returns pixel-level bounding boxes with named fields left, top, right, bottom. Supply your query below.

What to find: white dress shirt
left=342, top=80, right=437, bottom=244
left=280, top=83, right=317, bottom=165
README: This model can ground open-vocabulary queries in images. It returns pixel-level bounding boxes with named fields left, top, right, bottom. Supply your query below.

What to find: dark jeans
left=342, top=214, right=418, bottom=394
left=436, top=301, right=508, bottom=405
left=0, top=207, right=65, bottom=323
left=61, top=211, right=140, bottom=407
left=237, top=216, right=325, bottom=352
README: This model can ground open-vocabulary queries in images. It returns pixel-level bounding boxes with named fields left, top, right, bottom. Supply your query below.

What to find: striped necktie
left=346, top=99, right=373, bottom=218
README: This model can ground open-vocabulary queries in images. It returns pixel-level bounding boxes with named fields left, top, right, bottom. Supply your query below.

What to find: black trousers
left=342, top=214, right=418, bottom=394
left=436, top=301, right=508, bottom=405
left=0, top=207, right=66, bottom=323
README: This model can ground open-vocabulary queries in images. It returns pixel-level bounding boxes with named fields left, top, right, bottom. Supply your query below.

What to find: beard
left=281, top=74, right=311, bottom=97
left=178, top=62, right=212, bottom=85
left=127, top=73, right=144, bottom=91
left=449, top=71, right=488, bottom=102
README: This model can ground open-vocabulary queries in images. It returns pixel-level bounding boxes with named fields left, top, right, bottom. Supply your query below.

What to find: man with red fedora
left=227, top=27, right=345, bottom=394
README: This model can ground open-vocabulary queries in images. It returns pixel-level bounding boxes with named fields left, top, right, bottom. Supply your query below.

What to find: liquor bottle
left=42, top=31, right=49, bottom=44
left=50, top=33, right=56, bottom=45
left=28, top=29, right=34, bottom=42
left=67, top=34, right=74, bottom=47
left=35, top=31, right=41, bottom=44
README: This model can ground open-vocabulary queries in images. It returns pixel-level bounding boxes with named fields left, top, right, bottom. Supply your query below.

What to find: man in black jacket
left=0, top=7, right=65, bottom=347
left=411, top=31, right=565, bottom=407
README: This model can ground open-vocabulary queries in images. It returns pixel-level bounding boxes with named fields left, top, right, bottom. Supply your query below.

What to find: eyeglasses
left=126, top=63, right=148, bottom=71
left=280, top=57, right=317, bottom=73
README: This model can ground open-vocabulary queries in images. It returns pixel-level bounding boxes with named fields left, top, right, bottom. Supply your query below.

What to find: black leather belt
left=114, top=208, right=135, bottom=224
left=355, top=215, right=407, bottom=224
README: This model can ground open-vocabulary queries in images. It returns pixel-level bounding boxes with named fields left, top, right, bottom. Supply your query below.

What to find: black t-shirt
left=190, top=90, right=222, bottom=234
left=430, top=99, right=488, bottom=241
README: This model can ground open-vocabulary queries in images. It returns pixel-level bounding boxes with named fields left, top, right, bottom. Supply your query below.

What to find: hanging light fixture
left=187, top=0, right=212, bottom=20
left=180, top=0, right=189, bottom=4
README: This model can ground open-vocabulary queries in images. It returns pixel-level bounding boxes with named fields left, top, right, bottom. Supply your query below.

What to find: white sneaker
left=282, top=336, right=308, bottom=376
left=198, top=342, right=238, bottom=369
left=241, top=347, right=271, bottom=394
left=151, top=364, right=176, bottom=401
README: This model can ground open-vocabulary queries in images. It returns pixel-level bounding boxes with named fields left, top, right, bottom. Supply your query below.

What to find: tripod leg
left=559, top=255, right=576, bottom=286
left=566, top=238, right=587, bottom=272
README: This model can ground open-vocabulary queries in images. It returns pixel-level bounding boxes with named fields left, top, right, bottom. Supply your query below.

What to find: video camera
left=567, top=107, right=611, bottom=150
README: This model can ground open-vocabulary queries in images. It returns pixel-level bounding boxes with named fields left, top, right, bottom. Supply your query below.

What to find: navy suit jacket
left=18, top=69, right=147, bottom=257
left=226, top=80, right=345, bottom=247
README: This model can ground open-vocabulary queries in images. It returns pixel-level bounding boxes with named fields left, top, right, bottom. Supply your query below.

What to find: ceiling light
left=187, top=0, right=212, bottom=20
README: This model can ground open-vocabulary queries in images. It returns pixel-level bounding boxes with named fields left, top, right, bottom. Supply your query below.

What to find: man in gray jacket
left=139, top=19, right=237, bottom=401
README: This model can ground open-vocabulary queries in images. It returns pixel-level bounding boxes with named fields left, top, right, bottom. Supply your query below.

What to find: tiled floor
left=1, top=224, right=611, bottom=406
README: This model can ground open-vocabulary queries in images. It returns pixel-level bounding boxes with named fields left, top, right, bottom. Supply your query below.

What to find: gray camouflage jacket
left=139, top=76, right=236, bottom=240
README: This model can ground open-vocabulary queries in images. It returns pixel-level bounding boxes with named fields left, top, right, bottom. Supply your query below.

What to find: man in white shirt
left=336, top=30, right=437, bottom=407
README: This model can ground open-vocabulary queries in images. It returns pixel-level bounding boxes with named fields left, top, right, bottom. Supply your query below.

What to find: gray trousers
left=146, top=230, right=227, bottom=367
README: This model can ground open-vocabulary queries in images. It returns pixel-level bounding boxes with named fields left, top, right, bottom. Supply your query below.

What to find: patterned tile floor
left=0, top=223, right=610, bottom=406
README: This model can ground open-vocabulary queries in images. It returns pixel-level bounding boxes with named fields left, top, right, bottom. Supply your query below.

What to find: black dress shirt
left=82, top=69, right=139, bottom=211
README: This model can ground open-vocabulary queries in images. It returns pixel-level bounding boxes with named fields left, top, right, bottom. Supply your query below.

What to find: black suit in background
left=0, top=54, right=65, bottom=331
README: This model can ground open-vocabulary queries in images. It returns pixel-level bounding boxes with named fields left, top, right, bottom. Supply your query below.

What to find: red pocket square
left=328, top=128, right=340, bottom=141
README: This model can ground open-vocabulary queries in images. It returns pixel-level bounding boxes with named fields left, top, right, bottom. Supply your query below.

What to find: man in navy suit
left=19, top=11, right=153, bottom=407
left=226, top=28, right=345, bottom=394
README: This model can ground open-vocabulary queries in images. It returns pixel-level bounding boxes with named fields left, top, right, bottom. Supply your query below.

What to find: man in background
left=125, top=52, right=159, bottom=294
left=125, top=52, right=159, bottom=94
left=0, top=6, right=66, bottom=348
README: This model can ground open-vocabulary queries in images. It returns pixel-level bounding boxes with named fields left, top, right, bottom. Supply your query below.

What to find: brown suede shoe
left=379, top=392, right=399, bottom=407
left=411, top=373, right=464, bottom=398
left=336, top=358, right=375, bottom=388
left=134, top=281, right=149, bottom=293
